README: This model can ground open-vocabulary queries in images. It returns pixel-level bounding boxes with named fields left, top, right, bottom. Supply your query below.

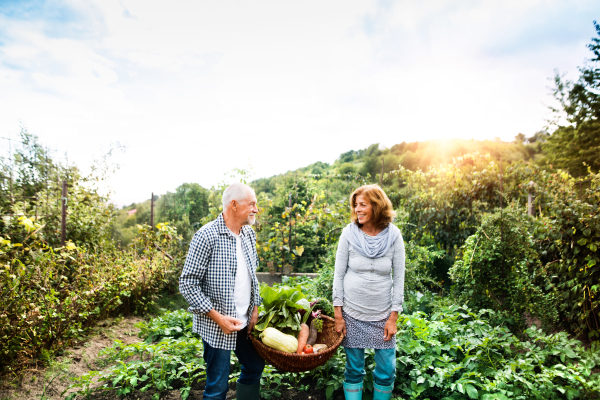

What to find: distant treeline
left=112, top=131, right=576, bottom=248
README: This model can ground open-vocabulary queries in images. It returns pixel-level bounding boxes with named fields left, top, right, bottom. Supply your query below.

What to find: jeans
left=344, top=347, right=396, bottom=387
left=202, top=327, right=265, bottom=400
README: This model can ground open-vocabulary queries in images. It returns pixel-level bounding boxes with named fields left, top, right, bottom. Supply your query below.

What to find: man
left=179, top=182, right=264, bottom=400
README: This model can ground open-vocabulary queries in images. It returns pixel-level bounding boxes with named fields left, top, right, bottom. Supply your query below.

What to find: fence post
left=150, top=192, right=154, bottom=230
left=61, top=180, right=67, bottom=246
left=528, top=181, right=535, bottom=216
left=380, top=157, right=384, bottom=186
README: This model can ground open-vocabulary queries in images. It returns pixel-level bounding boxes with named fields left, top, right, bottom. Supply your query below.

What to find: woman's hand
left=334, top=306, right=346, bottom=336
left=383, top=311, right=398, bottom=341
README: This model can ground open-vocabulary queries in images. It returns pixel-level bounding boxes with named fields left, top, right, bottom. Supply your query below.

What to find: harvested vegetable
left=304, top=344, right=313, bottom=354
left=307, top=320, right=318, bottom=345
left=313, top=344, right=327, bottom=353
left=254, top=285, right=311, bottom=336
left=260, top=327, right=298, bottom=353
left=297, top=323, right=310, bottom=354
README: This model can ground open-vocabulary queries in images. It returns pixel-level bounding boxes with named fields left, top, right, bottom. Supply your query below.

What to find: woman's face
left=354, top=194, right=373, bottom=225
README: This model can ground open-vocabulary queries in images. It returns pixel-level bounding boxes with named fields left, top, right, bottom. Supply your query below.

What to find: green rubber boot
left=343, top=381, right=363, bottom=400
left=236, top=381, right=261, bottom=400
left=373, top=382, right=394, bottom=400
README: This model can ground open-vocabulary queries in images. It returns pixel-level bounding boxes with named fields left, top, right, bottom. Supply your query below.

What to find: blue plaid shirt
left=179, top=214, right=262, bottom=350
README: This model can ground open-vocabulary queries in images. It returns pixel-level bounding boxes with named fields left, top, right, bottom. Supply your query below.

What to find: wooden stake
left=61, top=180, right=67, bottom=246
left=151, top=192, right=154, bottom=230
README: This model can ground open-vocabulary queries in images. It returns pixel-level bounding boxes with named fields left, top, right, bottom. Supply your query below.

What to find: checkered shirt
left=179, top=214, right=262, bottom=350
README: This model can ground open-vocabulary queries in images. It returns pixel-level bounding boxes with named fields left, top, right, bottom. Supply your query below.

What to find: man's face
left=234, top=191, right=258, bottom=226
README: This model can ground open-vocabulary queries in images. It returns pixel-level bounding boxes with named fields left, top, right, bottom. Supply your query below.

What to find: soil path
left=0, top=316, right=143, bottom=400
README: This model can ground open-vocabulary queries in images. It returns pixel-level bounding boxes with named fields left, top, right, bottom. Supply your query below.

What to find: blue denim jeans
left=344, top=347, right=396, bottom=387
left=202, top=327, right=265, bottom=400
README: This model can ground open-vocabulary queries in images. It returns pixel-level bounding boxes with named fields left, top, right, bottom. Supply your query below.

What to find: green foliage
left=112, top=182, right=211, bottom=247
left=67, top=302, right=600, bottom=400
left=533, top=169, right=600, bottom=339
left=137, top=309, right=194, bottom=343
left=543, top=121, right=600, bottom=175
left=546, top=21, right=600, bottom=175
left=396, top=305, right=600, bottom=399
left=450, top=205, right=559, bottom=330
left=308, top=249, right=336, bottom=301
left=254, top=284, right=312, bottom=334
left=392, top=151, right=599, bottom=338
left=0, top=129, right=116, bottom=251
left=68, top=310, right=205, bottom=400
left=391, top=154, right=538, bottom=254
left=0, top=220, right=182, bottom=374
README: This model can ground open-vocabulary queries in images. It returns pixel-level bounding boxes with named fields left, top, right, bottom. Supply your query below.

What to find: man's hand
left=207, top=309, right=243, bottom=335
left=384, top=311, right=398, bottom=341
left=247, top=306, right=259, bottom=337
left=334, top=306, right=346, bottom=336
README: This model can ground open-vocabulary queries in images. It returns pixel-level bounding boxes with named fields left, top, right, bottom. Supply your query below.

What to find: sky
left=0, top=0, right=598, bottom=206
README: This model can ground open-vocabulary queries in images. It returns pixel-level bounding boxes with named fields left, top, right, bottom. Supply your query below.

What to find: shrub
left=450, top=204, right=559, bottom=330
left=0, top=223, right=182, bottom=375
left=534, top=169, right=600, bottom=340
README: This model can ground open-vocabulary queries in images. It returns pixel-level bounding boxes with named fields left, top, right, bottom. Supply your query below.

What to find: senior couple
left=179, top=183, right=405, bottom=400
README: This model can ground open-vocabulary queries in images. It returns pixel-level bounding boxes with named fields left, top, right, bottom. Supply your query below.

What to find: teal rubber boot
left=373, top=382, right=394, bottom=400
left=236, top=381, right=261, bottom=400
left=343, top=381, right=363, bottom=400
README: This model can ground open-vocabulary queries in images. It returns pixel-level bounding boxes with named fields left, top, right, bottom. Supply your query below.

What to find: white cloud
left=0, top=0, right=597, bottom=206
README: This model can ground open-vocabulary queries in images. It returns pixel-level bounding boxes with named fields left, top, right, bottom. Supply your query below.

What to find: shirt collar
left=217, top=213, right=247, bottom=238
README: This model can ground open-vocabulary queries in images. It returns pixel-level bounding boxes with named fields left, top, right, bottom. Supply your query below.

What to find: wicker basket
left=250, top=315, right=344, bottom=373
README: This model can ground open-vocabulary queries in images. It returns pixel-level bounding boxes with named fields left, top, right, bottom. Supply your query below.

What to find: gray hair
left=222, top=183, right=254, bottom=211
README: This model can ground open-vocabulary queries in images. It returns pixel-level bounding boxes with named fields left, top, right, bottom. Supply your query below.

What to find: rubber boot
left=236, top=381, right=261, bottom=400
left=343, top=381, right=363, bottom=400
left=373, top=382, right=394, bottom=400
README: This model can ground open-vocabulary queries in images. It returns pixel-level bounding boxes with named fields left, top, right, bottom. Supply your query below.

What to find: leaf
left=295, top=245, right=304, bottom=256
left=326, top=385, right=334, bottom=400
left=465, top=384, right=478, bottom=399
left=295, top=298, right=310, bottom=311
left=260, top=286, right=281, bottom=309
left=578, top=238, right=587, bottom=246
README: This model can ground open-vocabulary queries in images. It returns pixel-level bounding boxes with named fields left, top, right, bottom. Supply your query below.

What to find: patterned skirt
left=342, top=311, right=396, bottom=349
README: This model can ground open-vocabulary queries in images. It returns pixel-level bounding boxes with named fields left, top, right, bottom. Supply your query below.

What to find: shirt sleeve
left=391, top=232, right=406, bottom=313
left=332, top=232, right=350, bottom=307
left=179, top=230, right=214, bottom=315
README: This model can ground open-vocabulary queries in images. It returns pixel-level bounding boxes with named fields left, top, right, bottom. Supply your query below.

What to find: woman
left=332, top=184, right=405, bottom=400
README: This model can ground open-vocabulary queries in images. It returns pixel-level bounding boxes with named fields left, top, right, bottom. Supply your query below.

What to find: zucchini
left=260, top=327, right=299, bottom=353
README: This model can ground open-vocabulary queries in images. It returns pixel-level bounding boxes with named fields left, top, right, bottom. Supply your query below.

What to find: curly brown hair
left=349, top=184, right=396, bottom=228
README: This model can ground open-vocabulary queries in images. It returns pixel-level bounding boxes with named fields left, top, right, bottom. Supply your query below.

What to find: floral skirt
left=341, top=311, right=396, bottom=349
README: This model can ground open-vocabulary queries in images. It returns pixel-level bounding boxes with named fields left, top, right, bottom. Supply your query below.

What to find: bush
left=450, top=204, right=559, bottom=330
left=534, top=170, right=600, bottom=340
left=0, top=223, right=182, bottom=375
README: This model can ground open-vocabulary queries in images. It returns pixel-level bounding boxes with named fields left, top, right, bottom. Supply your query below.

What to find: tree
left=545, top=21, right=600, bottom=174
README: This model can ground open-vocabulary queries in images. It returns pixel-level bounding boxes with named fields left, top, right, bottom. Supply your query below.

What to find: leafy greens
left=253, top=284, right=312, bottom=336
